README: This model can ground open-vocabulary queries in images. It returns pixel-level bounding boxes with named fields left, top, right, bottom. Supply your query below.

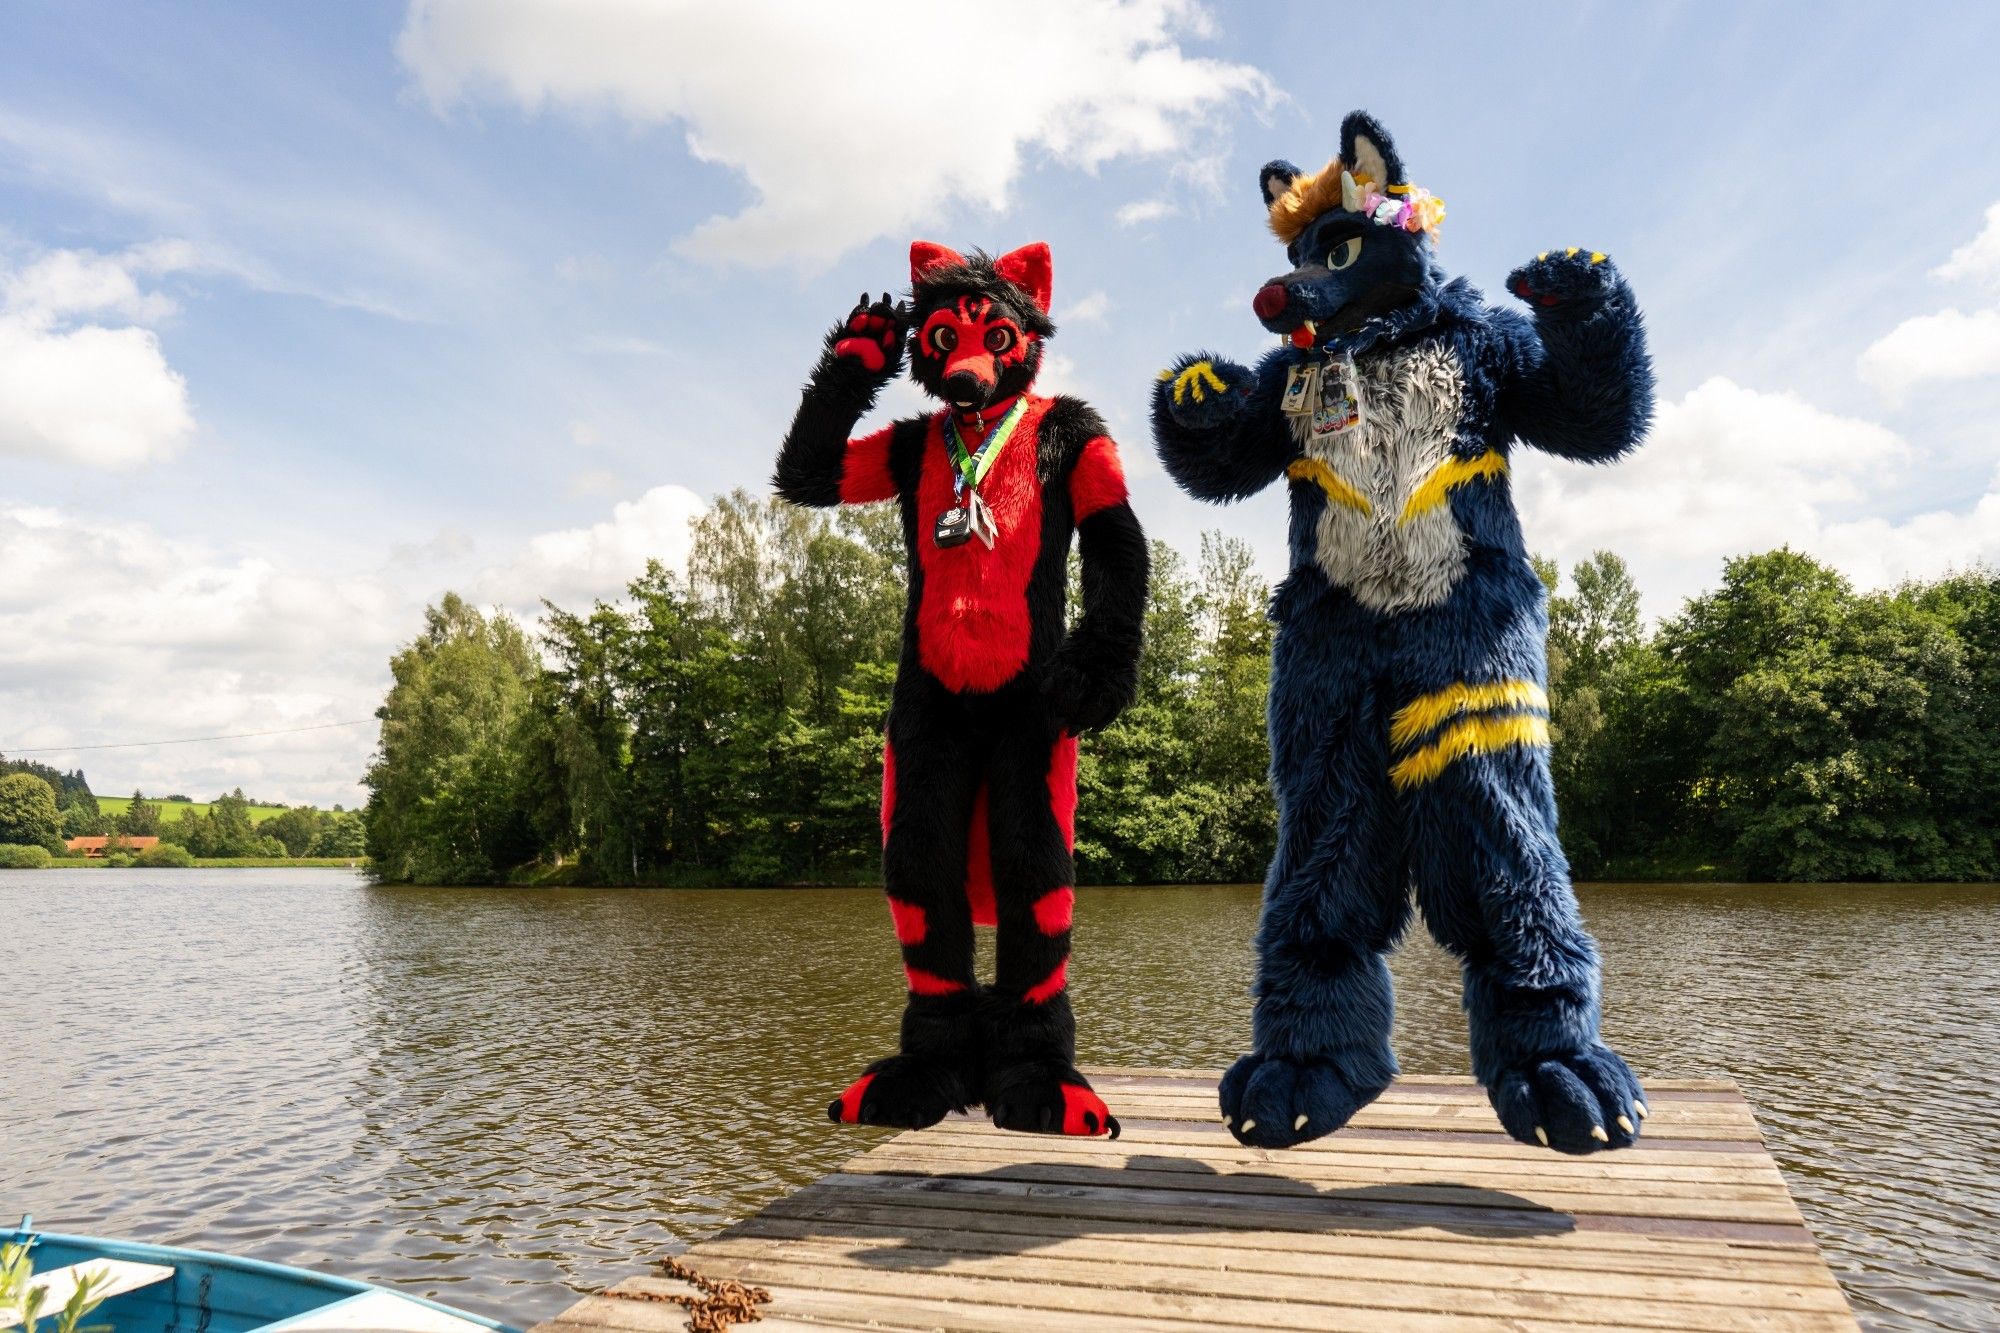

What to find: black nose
left=1253, top=283, right=1290, bottom=320
left=944, top=370, right=990, bottom=404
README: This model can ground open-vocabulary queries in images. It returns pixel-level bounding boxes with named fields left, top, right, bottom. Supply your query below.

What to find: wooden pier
left=534, top=1068, right=1857, bottom=1332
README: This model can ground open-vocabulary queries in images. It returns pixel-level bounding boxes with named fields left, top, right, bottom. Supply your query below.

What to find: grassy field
left=95, top=795, right=292, bottom=824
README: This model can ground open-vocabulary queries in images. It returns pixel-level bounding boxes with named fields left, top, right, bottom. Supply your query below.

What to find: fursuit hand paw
left=1154, top=354, right=1254, bottom=432
left=1487, top=1042, right=1647, bottom=1154
left=827, top=292, right=906, bottom=379
left=1508, top=248, right=1621, bottom=315
left=1042, top=634, right=1137, bottom=734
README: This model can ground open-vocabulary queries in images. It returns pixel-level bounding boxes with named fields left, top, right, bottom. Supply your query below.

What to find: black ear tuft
left=1340, top=111, right=1406, bottom=187
left=1259, top=160, right=1301, bottom=207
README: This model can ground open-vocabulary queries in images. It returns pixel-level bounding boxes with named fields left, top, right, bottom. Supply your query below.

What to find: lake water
left=3, top=870, right=1996, bottom=1330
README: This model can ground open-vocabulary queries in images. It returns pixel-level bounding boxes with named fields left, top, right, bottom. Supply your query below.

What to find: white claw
left=1617, top=1115, right=1635, bottom=1134
left=1635, top=1100, right=1649, bottom=1119
left=1240, top=1119, right=1257, bottom=1133
left=1222, top=1115, right=1233, bottom=1128
left=1534, top=1126, right=1549, bottom=1146
left=1294, top=1114, right=1308, bottom=1131
left=1590, top=1124, right=1609, bottom=1143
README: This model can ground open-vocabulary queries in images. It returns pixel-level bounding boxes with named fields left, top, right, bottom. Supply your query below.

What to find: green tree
left=61, top=802, right=106, bottom=839
left=264, top=806, right=325, bottom=858
left=0, top=773, right=63, bottom=851
left=119, top=791, right=163, bottom=837
left=364, top=594, right=542, bottom=883
left=308, top=810, right=368, bottom=857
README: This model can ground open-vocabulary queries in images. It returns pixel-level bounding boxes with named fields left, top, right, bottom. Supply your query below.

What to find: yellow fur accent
left=1172, top=361, right=1228, bottom=405
left=1590, top=251, right=1606, bottom=264
left=1398, top=450, right=1509, bottom=525
left=1286, top=458, right=1372, bottom=514
left=1389, top=679, right=1548, bottom=752
left=1390, top=713, right=1551, bottom=789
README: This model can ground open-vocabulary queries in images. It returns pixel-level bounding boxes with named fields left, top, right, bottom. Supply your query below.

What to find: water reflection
left=4, top=872, right=1995, bottom=1331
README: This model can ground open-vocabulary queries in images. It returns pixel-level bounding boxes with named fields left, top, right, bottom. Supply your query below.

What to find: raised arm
left=1496, top=251, right=1655, bottom=463
left=773, top=294, right=909, bottom=507
left=1149, top=347, right=1300, bottom=502
left=1043, top=398, right=1150, bottom=733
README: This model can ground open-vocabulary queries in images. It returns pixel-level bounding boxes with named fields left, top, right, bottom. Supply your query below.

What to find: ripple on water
left=2, top=871, right=1995, bottom=1330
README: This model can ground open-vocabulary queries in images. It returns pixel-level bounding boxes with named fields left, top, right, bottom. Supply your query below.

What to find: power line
left=1, top=719, right=375, bottom=756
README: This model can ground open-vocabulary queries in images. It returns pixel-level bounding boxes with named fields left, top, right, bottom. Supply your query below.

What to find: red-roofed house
left=65, top=836, right=161, bottom=858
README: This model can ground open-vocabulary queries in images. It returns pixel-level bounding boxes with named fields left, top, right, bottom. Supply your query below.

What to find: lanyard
left=946, top=400, right=1026, bottom=497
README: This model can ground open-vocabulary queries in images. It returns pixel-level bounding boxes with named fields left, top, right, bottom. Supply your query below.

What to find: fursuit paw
left=1218, top=1051, right=1387, bottom=1149
left=827, top=1053, right=967, bottom=1130
left=1042, top=632, right=1138, bottom=734
left=1507, top=248, right=1620, bottom=314
left=988, top=1064, right=1119, bottom=1138
left=827, top=292, right=906, bottom=379
left=1487, top=1043, right=1647, bottom=1155
left=1154, top=354, right=1254, bottom=432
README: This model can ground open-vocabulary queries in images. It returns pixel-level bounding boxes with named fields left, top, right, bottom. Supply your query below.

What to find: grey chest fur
left=1288, top=343, right=1473, bottom=613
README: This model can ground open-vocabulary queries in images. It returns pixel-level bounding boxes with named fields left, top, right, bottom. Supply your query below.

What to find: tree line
left=0, top=761, right=367, bottom=863
left=361, top=491, right=1998, bottom=886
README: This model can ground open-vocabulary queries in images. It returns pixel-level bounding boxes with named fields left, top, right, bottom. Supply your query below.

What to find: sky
left=3, top=0, right=1999, bottom=808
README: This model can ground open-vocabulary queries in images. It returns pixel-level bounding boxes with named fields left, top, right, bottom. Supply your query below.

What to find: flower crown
left=1268, top=160, right=1446, bottom=245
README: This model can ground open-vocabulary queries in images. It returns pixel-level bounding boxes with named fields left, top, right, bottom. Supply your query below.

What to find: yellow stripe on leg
left=1286, top=458, right=1372, bottom=515
left=1389, top=679, right=1548, bottom=752
left=1398, top=450, right=1508, bottom=526
left=1390, top=714, right=1551, bottom=790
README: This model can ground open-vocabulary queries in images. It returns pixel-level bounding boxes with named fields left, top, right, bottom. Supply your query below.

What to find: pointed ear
left=1259, top=160, right=1301, bottom=207
left=910, top=240, right=965, bottom=285
left=993, top=241, right=1053, bottom=314
left=1340, top=111, right=1406, bottom=187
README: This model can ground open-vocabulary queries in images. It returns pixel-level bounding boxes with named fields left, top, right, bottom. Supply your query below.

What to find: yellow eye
left=1327, top=237, right=1363, bottom=270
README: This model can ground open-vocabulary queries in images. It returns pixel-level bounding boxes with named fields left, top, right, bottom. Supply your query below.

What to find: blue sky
left=4, top=1, right=1999, bottom=806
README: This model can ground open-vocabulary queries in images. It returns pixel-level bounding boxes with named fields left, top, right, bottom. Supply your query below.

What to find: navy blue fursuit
left=1152, top=111, right=1656, bottom=1154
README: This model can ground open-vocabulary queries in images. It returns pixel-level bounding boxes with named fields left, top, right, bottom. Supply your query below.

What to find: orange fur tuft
left=1268, top=157, right=1354, bottom=245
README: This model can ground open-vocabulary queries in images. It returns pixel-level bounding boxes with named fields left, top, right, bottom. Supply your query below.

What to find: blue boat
left=3, top=1220, right=518, bottom=1333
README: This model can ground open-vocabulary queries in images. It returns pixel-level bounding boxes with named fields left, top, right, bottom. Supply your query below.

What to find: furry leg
left=1224, top=590, right=1404, bottom=1149
left=979, top=700, right=1115, bottom=1137
left=1394, top=568, right=1646, bottom=1155
left=831, top=673, right=983, bottom=1130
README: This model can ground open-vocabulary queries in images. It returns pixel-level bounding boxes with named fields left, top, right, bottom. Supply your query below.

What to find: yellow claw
left=1294, top=1113, right=1308, bottom=1131
left=1590, top=1124, right=1609, bottom=1143
left=1590, top=251, right=1607, bottom=265
left=1157, top=368, right=1172, bottom=381
left=1635, top=1100, right=1649, bottom=1119
left=1537, top=251, right=1548, bottom=261
left=1534, top=1126, right=1549, bottom=1146
left=1565, top=246, right=1579, bottom=257
left=1172, top=361, right=1229, bottom=406
left=1240, top=1118, right=1257, bottom=1133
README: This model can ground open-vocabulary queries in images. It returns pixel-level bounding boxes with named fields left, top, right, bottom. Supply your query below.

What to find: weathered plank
left=530, top=1070, right=1857, bottom=1333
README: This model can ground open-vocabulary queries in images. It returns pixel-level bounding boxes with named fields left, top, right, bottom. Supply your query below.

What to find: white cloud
left=475, top=483, right=706, bottom=610
left=396, top=0, right=1272, bottom=267
left=0, top=506, right=404, bottom=808
left=1064, top=290, right=1113, bottom=326
left=0, top=244, right=199, bottom=468
left=1514, top=376, right=2000, bottom=618
left=0, top=481, right=716, bottom=807
left=1934, top=200, right=2000, bottom=289
left=1115, top=198, right=1176, bottom=227
left=1858, top=306, right=2000, bottom=396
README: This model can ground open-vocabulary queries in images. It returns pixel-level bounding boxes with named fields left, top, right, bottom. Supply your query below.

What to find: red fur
left=994, top=241, right=1053, bottom=314
left=1024, top=958, right=1068, bottom=1004
left=841, top=424, right=898, bottom=504
left=914, top=397, right=1053, bottom=692
left=1032, top=886, right=1074, bottom=935
left=1067, top=436, right=1128, bottom=522
left=1059, top=1082, right=1114, bottom=1136
left=910, top=240, right=965, bottom=283
left=906, top=966, right=967, bottom=996
left=916, top=298, right=1034, bottom=393
left=1048, top=732, right=1078, bottom=851
left=887, top=897, right=927, bottom=946
left=834, top=1073, right=874, bottom=1123
left=879, top=736, right=896, bottom=845
left=964, top=784, right=998, bottom=928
